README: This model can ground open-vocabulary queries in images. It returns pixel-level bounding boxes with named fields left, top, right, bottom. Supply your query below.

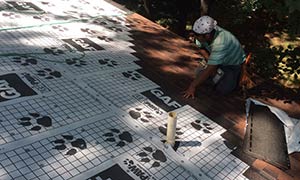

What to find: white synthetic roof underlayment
left=0, top=0, right=249, bottom=179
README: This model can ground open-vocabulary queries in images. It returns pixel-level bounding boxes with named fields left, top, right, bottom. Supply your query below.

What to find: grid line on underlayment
left=0, top=68, right=109, bottom=144
left=119, top=96, right=150, bottom=112
left=0, top=52, right=60, bottom=73
left=14, top=29, right=65, bottom=49
left=90, top=16, right=132, bottom=34
left=37, top=20, right=132, bottom=41
left=6, top=28, right=101, bottom=53
left=83, top=69, right=159, bottom=108
left=0, top=0, right=128, bottom=28
left=38, top=0, right=128, bottom=18
left=190, top=139, right=249, bottom=180
left=0, top=30, right=31, bottom=50
left=0, top=27, right=136, bottom=74
left=55, top=51, right=140, bottom=76
left=125, top=105, right=226, bottom=156
left=174, top=106, right=225, bottom=142
left=38, top=22, right=134, bottom=48
left=0, top=11, right=34, bottom=29
left=0, top=33, right=64, bottom=57
left=0, top=15, right=133, bottom=42
left=0, top=96, right=108, bottom=145
left=15, top=25, right=135, bottom=54
left=0, top=47, right=131, bottom=75
left=0, top=116, right=195, bottom=180
left=0, top=116, right=139, bottom=179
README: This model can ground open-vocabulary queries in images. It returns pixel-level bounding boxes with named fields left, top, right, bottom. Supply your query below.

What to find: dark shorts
left=215, top=65, right=241, bottom=95
left=194, top=64, right=242, bottom=95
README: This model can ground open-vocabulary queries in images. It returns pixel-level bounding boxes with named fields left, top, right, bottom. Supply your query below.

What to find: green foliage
left=240, top=0, right=300, bottom=35
left=251, top=48, right=279, bottom=78
left=251, top=44, right=300, bottom=84
left=241, top=0, right=260, bottom=12
left=212, top=0, right=299, bottom=85
left=279, top=46, right=300, bottom=80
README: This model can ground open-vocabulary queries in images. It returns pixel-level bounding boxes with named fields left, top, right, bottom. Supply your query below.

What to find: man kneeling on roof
left=183, top=16, right=245, bottom=99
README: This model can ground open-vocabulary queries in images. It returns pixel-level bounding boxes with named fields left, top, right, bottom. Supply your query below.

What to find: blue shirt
left=195, top=26, right=245, bottom=65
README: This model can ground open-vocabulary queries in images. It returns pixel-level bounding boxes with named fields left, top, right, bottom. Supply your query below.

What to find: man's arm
left=199, top=48, right=210, bottom=60
left=183, top=64, right=217, bottom=99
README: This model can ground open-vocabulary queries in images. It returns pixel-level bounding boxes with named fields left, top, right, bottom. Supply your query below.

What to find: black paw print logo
left=41, top=1, right=55, bottom=7
left=43, top=47, right=65, bottom=55
left=18, top=112, right=52, bottom=131
left=103, top=129, right=133, bottom=147
left=79, top=0, right=90, bottom=5
left=65, top=58, right=87, bottom=67
left=137, top=146, right=167, bottom=168
left=33, top=15, right=50, bottom=21
left=80, top=28, right=98, bottom=35
left=191, top=120, right=214, bottom=133
left=12, top=56, right=37, bottom=66
left=122, top=71, right=142, bottom=81
left=52, top=135, right=87, bottom=155
left=106, top=17, right=122, bottom=25
left=92, top=19, right=107, bottom=26
left=78, top=13, right=91, bottom=19
left=2, top=12, right=21, bottom=19
left=123, top=158, right=134, bottom=166
left=36, top=68, right=62, bottom=79
left=97, top=36, right=113, bottom=42
left=52, top=25, right=68, bottom=32
left=158, top=123, right=184, bottom=140
left=93, top=6, right=104, bottom=11
left=106, top=26, right=123, bottom=33
left=129, top=108, right=154, bottom=123
left=98, top=58, right=118, bottom=67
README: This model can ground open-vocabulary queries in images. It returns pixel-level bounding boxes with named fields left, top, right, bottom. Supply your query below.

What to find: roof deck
left=0, top=0, right=299, bottom=179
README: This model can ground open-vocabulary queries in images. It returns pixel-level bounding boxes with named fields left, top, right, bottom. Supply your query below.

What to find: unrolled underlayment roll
left=166, top=112, right=177, bottom=146
left=243, top=100, right=290, bottom=169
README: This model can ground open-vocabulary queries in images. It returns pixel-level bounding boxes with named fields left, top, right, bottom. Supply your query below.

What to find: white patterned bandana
left=193, top=16, right=217, bottom=34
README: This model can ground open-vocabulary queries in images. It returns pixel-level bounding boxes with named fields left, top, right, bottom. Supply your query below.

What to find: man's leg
left=215, top=65, right=241, bottom=95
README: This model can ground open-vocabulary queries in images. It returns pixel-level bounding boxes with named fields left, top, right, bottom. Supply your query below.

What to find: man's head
left=193, top=16, right=217, bottom=43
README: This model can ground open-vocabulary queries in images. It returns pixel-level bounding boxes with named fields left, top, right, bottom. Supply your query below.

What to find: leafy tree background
left=113, top=0, right=300, bottom=88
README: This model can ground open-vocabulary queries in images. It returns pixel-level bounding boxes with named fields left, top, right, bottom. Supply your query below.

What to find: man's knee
left=215, top=69, right=240, bottom=95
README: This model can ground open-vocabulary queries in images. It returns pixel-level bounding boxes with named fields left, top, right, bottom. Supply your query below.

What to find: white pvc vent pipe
left=166, top=112, right=177, bottom=146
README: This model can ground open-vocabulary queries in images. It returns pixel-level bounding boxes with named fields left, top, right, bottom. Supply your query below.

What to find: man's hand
left=182, top=64, right=217, bottom=99
left=182, top=84, right=196, bottom=99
